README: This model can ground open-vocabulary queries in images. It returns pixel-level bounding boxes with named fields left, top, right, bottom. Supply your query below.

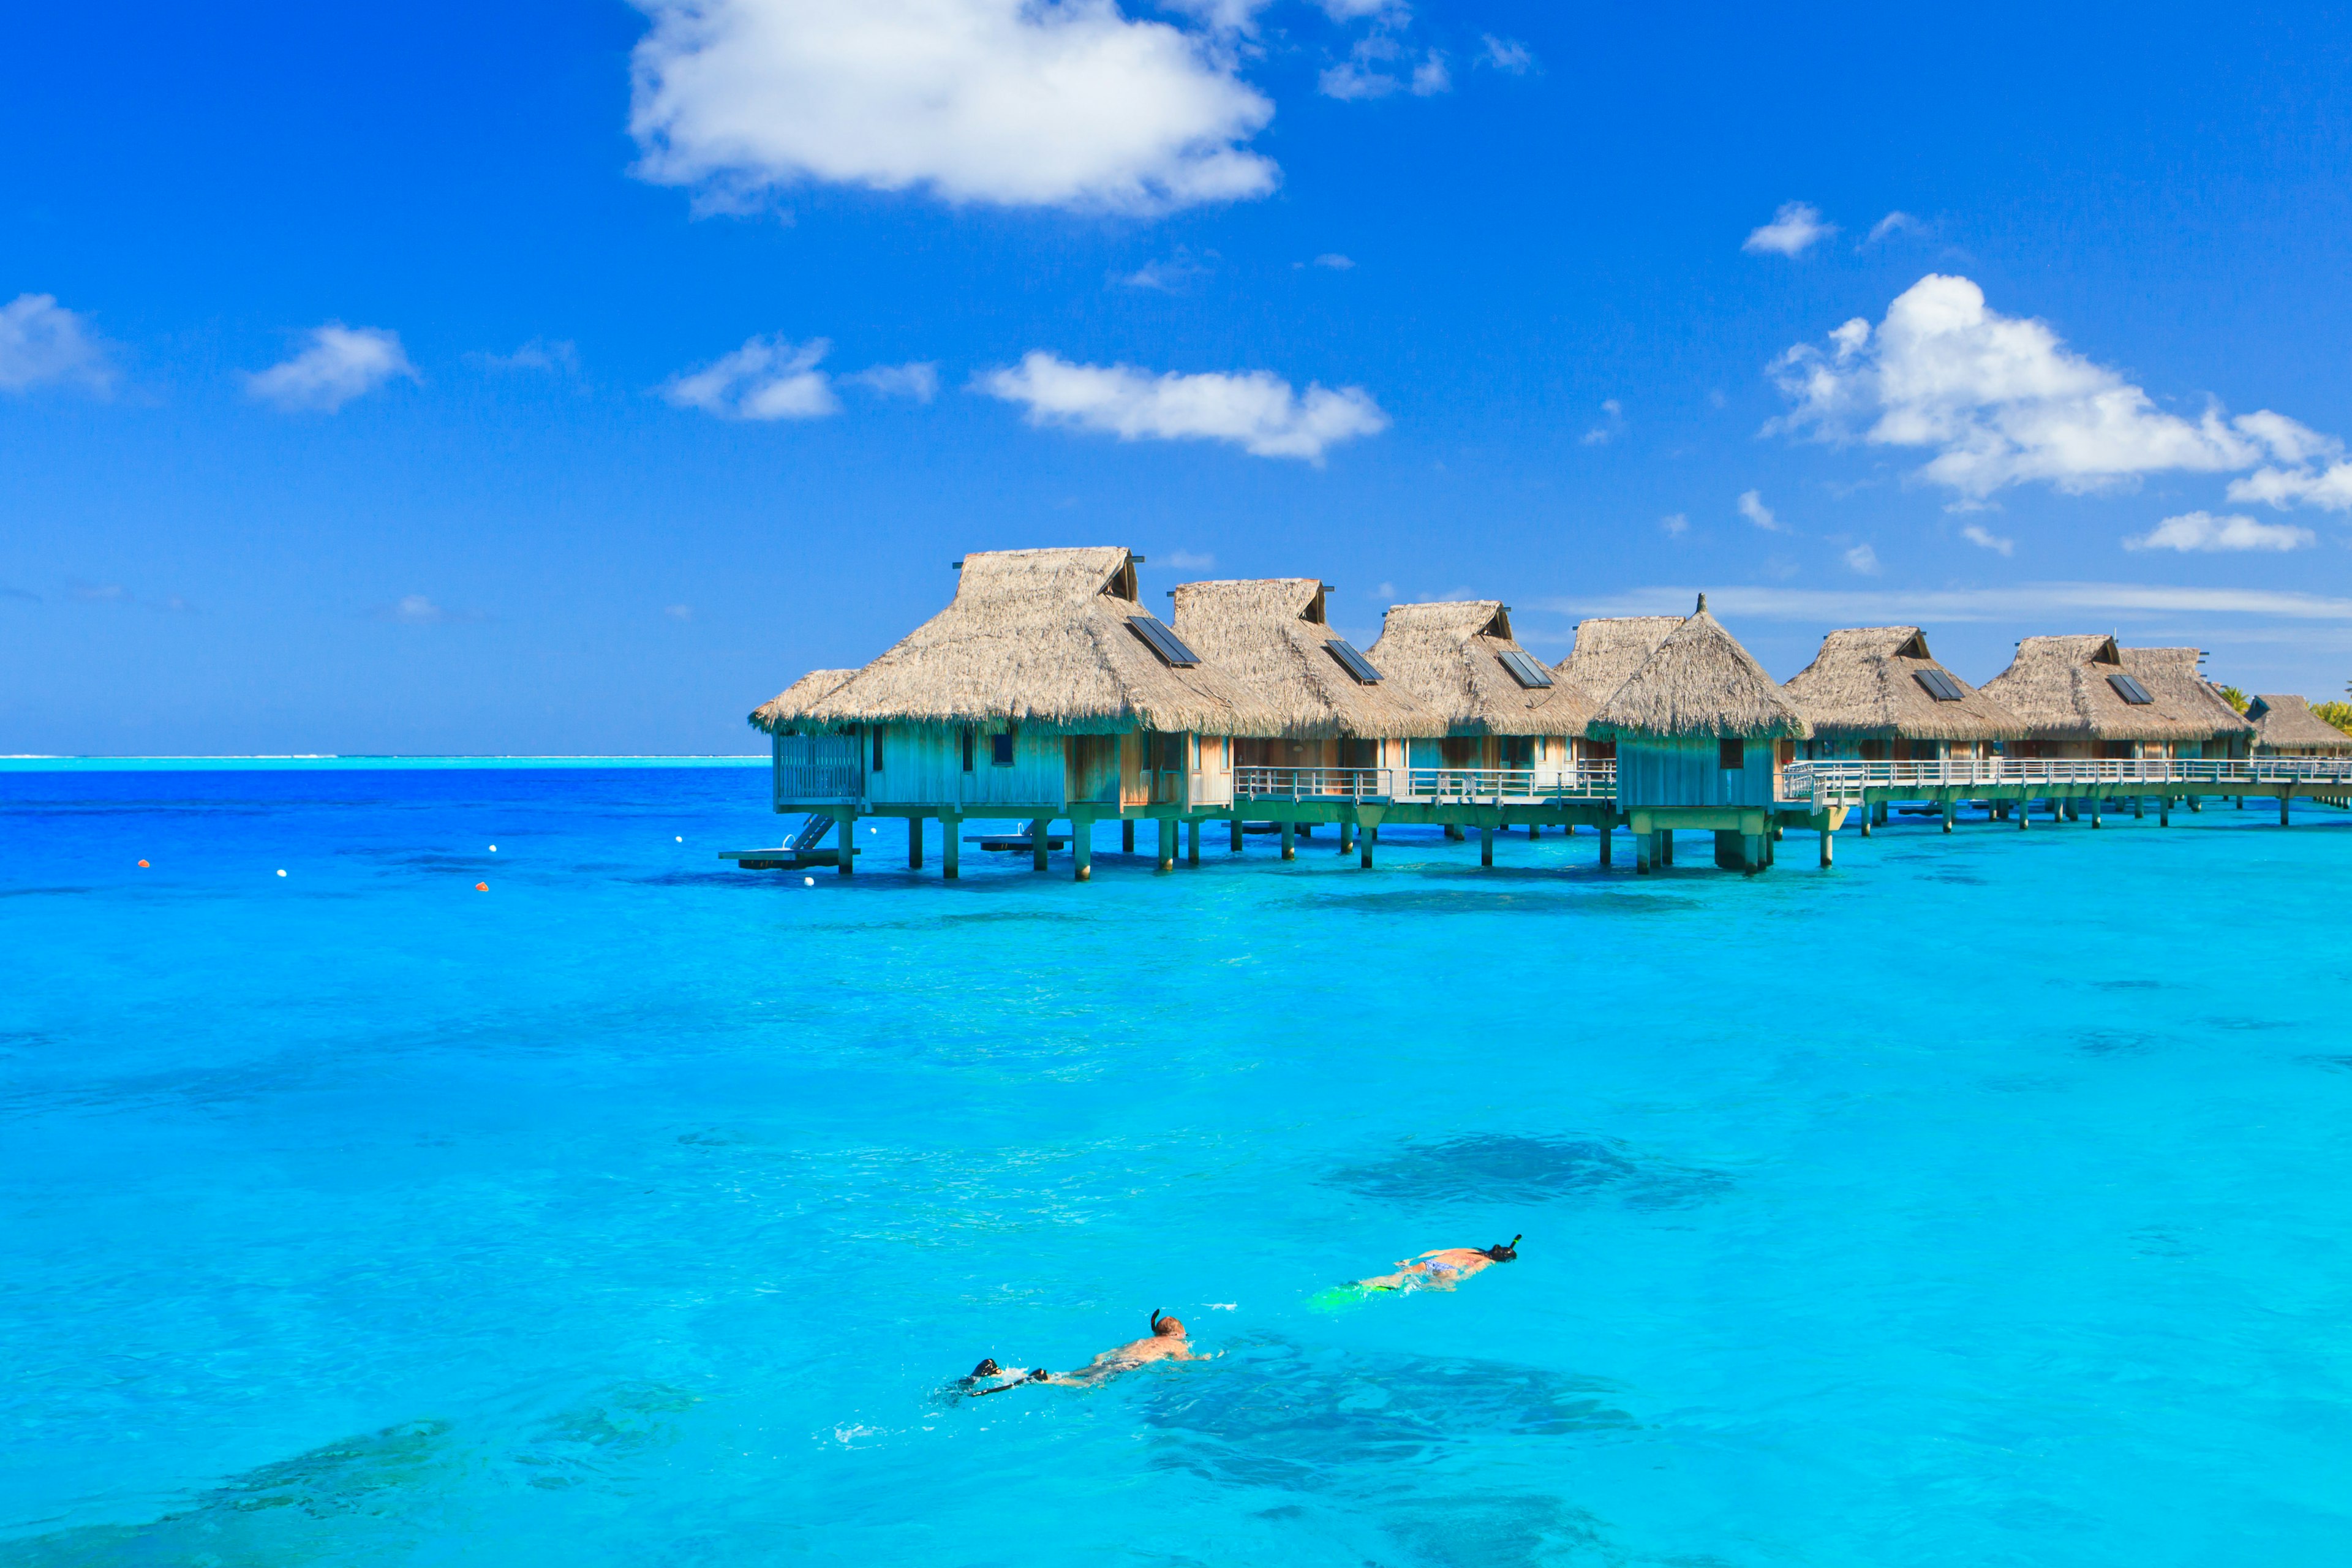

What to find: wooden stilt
left=2017, top=797, right=2029, bottom=829
left=1635, top=831, right=1651, bottom=874
left=1942, top=797, right=1954, bottom=834
left=1860, top=807, right=1873, bottom=837
left=1072, top=816, right=1092, bottom=881
left=1230, top=818, right=1243, bottom=851
left=1339, top=818, right=1355, bottom=853
left=1122, top=819, right=1135, bottom=854
left=2135, top=796, right=2145, bottom=820
left=1480, top=826, right=1494, bottom=867
left=941, top=816, right=961, bottom=880
left=1444, top=823, right=1464, bottom=841
left=1158, top=816, right=1176, bottom=872
left=1819, top=826, right=1834, bottom=867
left=2090, top=796, right=2101, bottom=829
left=1030, top=818, right=1049, bottom=872
left=2159, top=798, right=2169, bottom=826
left=909, top=815, right=925, bottom=868
left=1599, top=824, right=1612, bottom=868
left=1357, top=810, right=1379, bottom=869
left=2281, top=794, right=2291, bottom=827
left=1280, top=818, right=1295, bottom=861
left=1186, top=818, right=1201, bottom=865
left=838, top=811, right=857, bottom=875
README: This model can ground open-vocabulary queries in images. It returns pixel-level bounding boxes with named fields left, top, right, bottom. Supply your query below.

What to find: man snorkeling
left=958, top=1357, right=1052, bottom=1398
left=1354, top=1235, right=1520, bottom=1292
left=964, top=1311, right=1212, bottom=1395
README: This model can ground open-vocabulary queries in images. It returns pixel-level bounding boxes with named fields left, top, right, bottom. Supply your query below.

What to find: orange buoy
left=475, top=881, right=488, bottom=891
left=137, top=859, right=149, bottom=868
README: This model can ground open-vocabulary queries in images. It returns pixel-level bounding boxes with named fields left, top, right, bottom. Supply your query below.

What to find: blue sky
left=7, top=1, right=2352, bottom=753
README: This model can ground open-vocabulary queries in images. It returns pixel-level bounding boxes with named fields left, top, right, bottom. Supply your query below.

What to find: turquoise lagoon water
left=4, top=767, right=2350, bottom=1566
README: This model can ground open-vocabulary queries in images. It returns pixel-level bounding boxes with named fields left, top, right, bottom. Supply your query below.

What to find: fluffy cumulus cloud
left=1743, top=202, right=1834, bottom=257
left=246, top=325, right=417, bottom=412
left=2125, top=510, right=2314, bottom=553
left=661, top=336, right=839, bottom=420
left=0, top=293, right=115, bottom=394
left=1961, top=522, right=2014, bottom=556
left=1480, top=34, right=1534, bottom=72
left=1768, top=274, right=2343, bottom=501
left=977, top=350, right=1387, bottom=463
left=628, top=0, right=1278, bottom=214
left=1736, top=489, right=1784, bottom=532
left=1319, top=31, right=1449, bottom=100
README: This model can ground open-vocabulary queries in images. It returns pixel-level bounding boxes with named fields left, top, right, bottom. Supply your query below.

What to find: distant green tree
left=2313, top=699, right=2352, bottom=736
left=2217, top=684, right=2250, bottom=714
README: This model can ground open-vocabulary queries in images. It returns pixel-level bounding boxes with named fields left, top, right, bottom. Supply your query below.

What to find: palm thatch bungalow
left=752, top=668, right=857, bottom=734
left=1784, top=628, right=2021, bottom=762
left=1367, top=601, right=1597, bottom=774
left=1978, top=636, right=2253, bottom=760
left=785, top=546, right=1276, bottom=879
left=1171, top=578, right=1445, bottom=858
left=1556, top=616, right=1680, bottom=708
left=1590, top=595, right=1811, bottom=872
left=2248, top=693, right=2352, bottom=755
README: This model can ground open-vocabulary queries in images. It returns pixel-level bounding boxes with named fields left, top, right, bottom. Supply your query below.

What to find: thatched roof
left=2248, top=693, right=2352, bottom=752
left=1558, top=616, right=1681, bottom=706
left=1782, top=627, right=2024, bottom=742
left=1366, top=601, right=1596, bottom=736
left=1589, top=597, right=1812, bottom=741
left=749, top=668, right=858, bottom=734
left=1170, top=578, right=1447, bottom=739
left=1978, top=636, right=2254, bottom=743
left=797, top=547, right=1280, bottom=734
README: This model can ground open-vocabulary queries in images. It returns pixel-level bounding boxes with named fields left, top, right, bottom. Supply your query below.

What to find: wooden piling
left=1280, top=818, right=1296, bottom=861
left=1230, top=818, right=1243, bottom=852
left=838, top=811, right=857, bottom=875
left=1819, top=826, right=1834, bottom=867
left=1480, top=826, right=1494, bottom=867
left=941, top=816, right=960, bottom=880
left=1030, top=818, right=1049, bottom=872
left=1122, top=819, right=1135, bottom=854
left=1158, top=816, right=1176, bottom=872
left=1186, top=818, right=1201, bottom=865
left=1072, top=817, right=1093, bottom=881
left=909, top=815, right=925, bottom=868
left=1599, top=824, right=1612, bottom=868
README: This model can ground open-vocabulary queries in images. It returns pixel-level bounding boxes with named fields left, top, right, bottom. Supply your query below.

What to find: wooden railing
left=1779, top=756, right=2352, bottom=810
left=774, top=761, right=863, bottom=804
left=1233, top=764, right=1618, bottom=804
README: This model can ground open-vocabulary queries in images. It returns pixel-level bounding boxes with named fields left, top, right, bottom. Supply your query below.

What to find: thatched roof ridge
left=1978, top=635, right=2252, bottom=742
left=1558, top=616, right=1681, bottom=706
left=1782, top=626, right=2024, bottom=742
left=1589, top=598, right=1812, bottom=740
left=1172, top=578, right=1447, bottom=739
left=2248, top=693, right=2352, bottom=752
left=749, top=668, right=857, bottom=734
left=799, top=546, right=1281, bottom=734
left=1366, top=601, right=1597, bottom=736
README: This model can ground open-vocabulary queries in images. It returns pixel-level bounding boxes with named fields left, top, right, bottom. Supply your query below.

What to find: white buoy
left=674, top=835, right=682, bottom=842
left=276, top=869, right=287, bottom=878
left=803, top=875, right=815, bottom=886
left=489, top=845, right=497, bottom=852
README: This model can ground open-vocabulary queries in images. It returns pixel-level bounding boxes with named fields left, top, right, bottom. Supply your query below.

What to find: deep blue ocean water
left=4, top=766, right=2350, bottom=1567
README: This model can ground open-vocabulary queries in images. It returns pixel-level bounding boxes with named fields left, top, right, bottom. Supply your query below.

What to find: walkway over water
left=1779, top=756, right=2352, bottom=813
left=1232, top=764, right=1617, bottom=805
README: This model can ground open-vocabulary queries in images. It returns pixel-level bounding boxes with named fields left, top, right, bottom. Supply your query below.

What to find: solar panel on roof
left=2109, top=673, right=2154, bottom=704
left=1912, top=667, right=1965, bottom=702
left=1496, top=647, right=1555, bottom=688
left=1325, top=638, right=1383, bottom=683
left=1128, top=614, right=1200, bottom=668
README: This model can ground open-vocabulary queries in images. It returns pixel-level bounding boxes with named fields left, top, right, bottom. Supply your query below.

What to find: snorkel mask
left=1485, top=1234, right=1522, bottom=1262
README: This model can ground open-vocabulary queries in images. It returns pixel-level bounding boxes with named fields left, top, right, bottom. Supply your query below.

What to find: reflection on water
left=1325, top=1133, right=1729, bottom=1211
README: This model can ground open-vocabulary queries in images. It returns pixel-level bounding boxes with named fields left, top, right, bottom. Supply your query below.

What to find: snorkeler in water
left=958, top=1358, right=1051, bottom=1398
left=1354, top=1235, right=1520, bottom=1292
left=1045, top=1311, right=1214, bottom=1384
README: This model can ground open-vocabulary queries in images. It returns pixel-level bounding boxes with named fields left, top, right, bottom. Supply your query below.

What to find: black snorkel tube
left=1150, top=1309, right=1166, bottom=1333
left=1487, top=1234, right=1523, bottom=1261
left=967, top=1366, right=1050, bottom=1398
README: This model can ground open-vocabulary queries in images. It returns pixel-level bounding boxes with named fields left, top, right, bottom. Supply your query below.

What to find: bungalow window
left=961, top=729, right=975, bottom=772
left=991, top=729, right=1016, bottom=767
left=871, top=727, right=884, bottom=772
left=1718, top=737, right=1745, bottom=770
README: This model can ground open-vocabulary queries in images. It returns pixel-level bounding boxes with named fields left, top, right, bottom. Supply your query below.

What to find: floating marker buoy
left=804, top=876, right=815, bottom=886
left=475, top=882, right=488, bottom=891
left=276, top=869, right=287, bottom=878
left=489, top=845, right=497, bottom=852
left=137, top=859, right=149, bottom=868
left=675, top=835, right=682, bottom=842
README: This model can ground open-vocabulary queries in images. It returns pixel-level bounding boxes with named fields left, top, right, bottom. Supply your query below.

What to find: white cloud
left=1479, top=34, right=1534, bottom=72
left=628, top=0, right=1278, bottom=214
left=976, top=350, right=1388, bottom=463
left=386, top=594, right=448, bottom=624
left=1737, top=489, right=1785, bottom=532
left=1317, top=0, right=1400, bottom=17
left=845, top=361, right=940, bottom=402
left=245, top=324, right=418, bottom=412
left=1743, top=201, right=1834, bottom=257
left=1660, top=513, right=1689, bottom=538
left=1961, top=522, right=2014, bottom=556
left=1866, top=210, right=1920, bottom=244
left=2125, top=510, right=2314, bottom=553
left=1160, top=0, right=1275, bottom=33
left=1844, top=543, right=1881, bottom=575
left=1313, top=252, right=1354, bottom=270
left=0, top=293, right=114, bottom=394
left=1319, top=32, right=1446, bottom=99
left=2225, top=413, right=2352, bottom=511
left=1768, top=274, right=2335, bottom=500
left=1581, top=398, right=1624, bottom=445
left=1120, top=247, right=1214, bottom=291
left=665, top=603, right=695, bottom=620
left=1162, top=549, right=1216, bottom=568
left=661, top=335, right=839, bottom=420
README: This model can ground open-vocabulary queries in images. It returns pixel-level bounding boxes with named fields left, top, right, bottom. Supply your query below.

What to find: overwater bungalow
left=1170, top=578, right=1445, bottom=857
left=1367, top=601, right=1597, bottom=774
left=1783, top=628, right=2020, bottom=763
left=783, top=546, right=1276, bottom=878
left=1589, top=595, right=1811, bottom=872
left=1556, top=616, right=1680, bottom=707
left=1979, top=636, right=2253, bottom=761
left=2248, top=693, right=2352, bottom=756
left=752, top=668, right=855, bottom=735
